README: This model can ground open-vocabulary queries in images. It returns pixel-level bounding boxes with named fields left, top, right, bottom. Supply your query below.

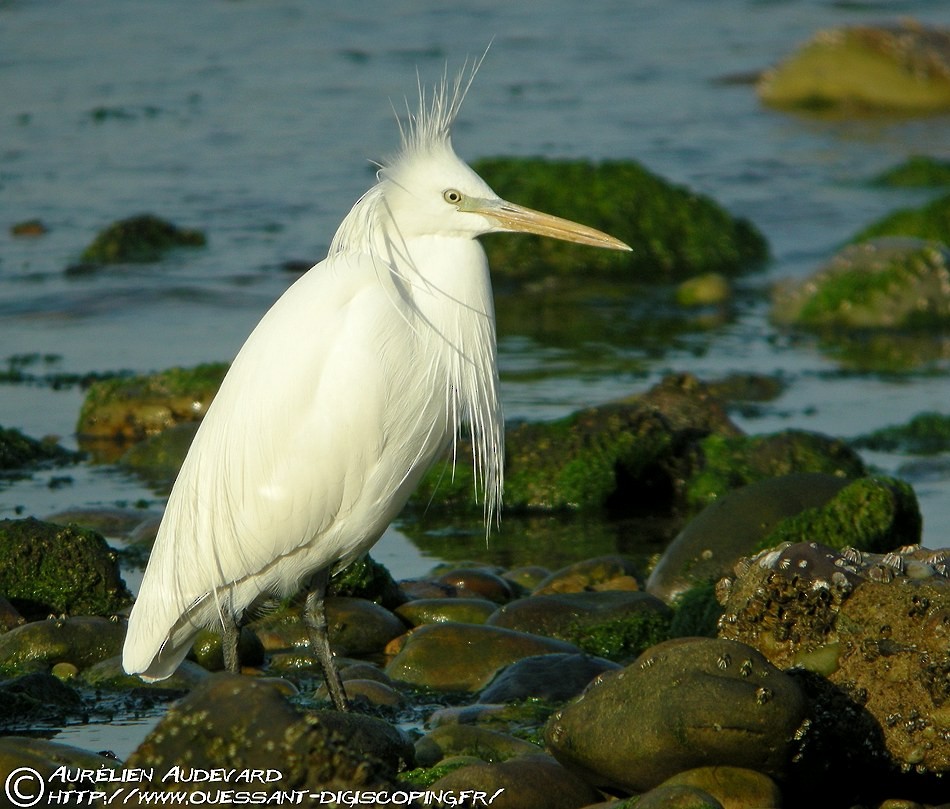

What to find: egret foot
left=304, top=571, right=349, bottom=712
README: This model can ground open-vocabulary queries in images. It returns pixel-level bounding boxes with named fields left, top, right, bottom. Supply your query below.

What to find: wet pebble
left=627, top=784, right=724, bottom=809
left=532, top=554, right=642, bottom=594
left=0, top=616, right=126, bottom=675
left=436, top=567, right=516, bottom=602
left=413, top=724, right=542, bottom=768
left=395, top=597, right=498, bottom=626
left=660, top=765, right=782, bottom=808
left=478, top=652, right=621, bottom=703
left=384, top=623, right=580, bottom=692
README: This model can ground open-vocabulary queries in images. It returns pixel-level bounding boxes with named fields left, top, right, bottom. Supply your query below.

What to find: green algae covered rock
left=0, top=616, right=126, bottom=676
left=852, top=194, right=950, bottom=245
left=686, top=429, right=865, bottom=513
left=772, top=239, right=950, bottom=330
left=473, top=158, right=768, bottom=282
left=80, top=213, right=206, bottom=264
left=77, top=362, right=227, bottom=443
left=853, top=411, right=950, bottom=455
left=0, top=517, right=131, bottom=619
left=0, top=424, right=80, bottom=473
left=758, top=22, right=950, bottom=115
left=872, top=155, right=950, bottom=188
left=648, top=473, right=852, bottom=603
left=760, top=476, right=922, bottom=553
left=415, top=374, right=741, bottom=516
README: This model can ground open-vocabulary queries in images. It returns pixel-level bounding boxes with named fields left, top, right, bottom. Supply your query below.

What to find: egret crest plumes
left=122, top=61, right=631, bottom=710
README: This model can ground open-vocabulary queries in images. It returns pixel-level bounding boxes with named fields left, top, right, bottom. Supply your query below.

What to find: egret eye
left=443, top=189, right=463, bottom=205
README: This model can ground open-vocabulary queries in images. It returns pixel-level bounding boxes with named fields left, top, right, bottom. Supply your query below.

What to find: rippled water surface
left=2, top=0, right=950, bottom=758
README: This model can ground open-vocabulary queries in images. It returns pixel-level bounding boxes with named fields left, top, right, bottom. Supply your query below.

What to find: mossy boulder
left=76, top=362, right=227, bottom=443
left=487, top=590, right=672, bottom=662
left=853, top=411, right=950, bottom=455
left=415, top=374, right=741, bottom=516
left=0, top=425, right=80, bottom=473
left=760, top=476, right=922, bottom=553
left=0, top=517, right=131, bottom=618
left=474, top=158, right=768, bottom=283
left=648, top=473, right=853, bottom=603
left=758, top=22, right=950, bottom=114
left=80, top=213, right=206, bottom=264
left=0, top=616, right=126, bottom=676
left=872, top=155, right=950, bottom=188
left=772, top=239, right=950, bottom=330
left=852, top=194, right=950, bottom=245
left=686, top=429, right=866, bottom=512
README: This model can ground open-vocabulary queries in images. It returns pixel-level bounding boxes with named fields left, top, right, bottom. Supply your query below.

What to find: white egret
left=121, top=63, right=630, bottom=710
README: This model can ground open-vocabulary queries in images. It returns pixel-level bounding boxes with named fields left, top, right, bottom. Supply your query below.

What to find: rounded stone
left=479, top=653, right=621, bottom=703
left=544, top=637, right=807, bottom=793
left=661, top=766, right=782, bottom=808
left=436, top=568, right=516, bottom=602
left=395, top=597, right=498, bottom=626
left=384, top=623, right=580, bottom=692
left=0, top=616, right=126, bottom=675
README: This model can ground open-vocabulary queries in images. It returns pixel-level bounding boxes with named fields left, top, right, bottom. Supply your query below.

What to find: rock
left=0, top=616, right=126, bottom=676
left=545, top=637, right=808, bottom=793
left=10, top=219, right=47, bottom=237
left=488, top=590, right=671, bottom=661
left=435, top=568, right=516, bottom=602
left=473, top=158, right=767, bottom=283
left=0, top=596, right=24, bottom=632
left=308, top=708, right=415, bottom=774
left=323, top=678, right=403, bottom=707
left=80, top=213, right=206, bottom=264
left=676, top=273, right=732, bottom=307
left=415, top=374, right=741, bottom=516
left=854, top=411, right=950, bottom=455
left=772, top=239, right=950, bottom=330
left=430, top=753, right=603, bottom=809
left=190, top=626, right=266, bottom=672
left=532, top=554, right=642, bottom=594
left=250, top=597, right=405, bottom=659
left=873, top=156, right=950, bottom=188
left=395, top=597, right=498, bottom=626
left=660, top=766, right=782, bottom=809
left=627, top=785, right=724, bottom=809
left=0, top=517, right=131, bottom=619
left=718, top=542, right=950, bottom=778
left=384, top=623, right=581, bottom=692
left=0, top=425, right=79, bottom=472
left=42, top=506, right=161, bottom=539
left=80, top=655, right=208, bottom=690
left=758, top=22, right=950, bottom=114
left=0, top=672, right=82, bottom=729
left=503, top=565, right=551, bottom=591
left=118, top=421, right=198, bottom=493
left=0, top=737, right=119, bottom=785
left=755, top=476, right=922, bottom=553
left=126, top=673, right=405, bottom=795
left=76, top=363, right=227, bottom=445
left=413, top=724, right=543, bottom=768
left=478, top=653, right=621, bottom=703
left=329, top=554, right=406, bottom=609
left=686, top=430, right=865, bottom=513
left=647, top=473, right=851, bottom=602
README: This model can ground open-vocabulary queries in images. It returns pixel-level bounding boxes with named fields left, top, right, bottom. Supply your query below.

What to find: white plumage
left=122, top=64, right=629, bottom=707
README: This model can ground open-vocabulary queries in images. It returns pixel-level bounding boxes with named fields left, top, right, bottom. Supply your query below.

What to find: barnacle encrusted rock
left=718, top=541, right=950, bottom=774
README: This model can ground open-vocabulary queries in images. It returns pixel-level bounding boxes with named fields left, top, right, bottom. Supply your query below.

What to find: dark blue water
left=2, top=0, right=949, bottom=757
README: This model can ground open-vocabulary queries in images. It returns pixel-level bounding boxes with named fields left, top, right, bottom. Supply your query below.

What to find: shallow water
left=2, top=0, right=950, bottom=760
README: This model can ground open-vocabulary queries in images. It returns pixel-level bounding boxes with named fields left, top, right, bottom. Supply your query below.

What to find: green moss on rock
left=81, top=214, right=206, bottom=264
left=0, top=518, right=132, bottom=618
left=77, top=362, right=227, bottom=442
left=473, top=158, right=768, bottom=283
left=758, top=476, right=921, bottom=554
left=0, top=425, right=80, bottom=472
left=687, top=430, right=865, bottom=512
left=872, top=155, right=950, bottom=188
left=853, top=411, right=950, bottom=455
left=852, top=194, right=950, bottom=245
left=772, top=239, right=950, bottom=330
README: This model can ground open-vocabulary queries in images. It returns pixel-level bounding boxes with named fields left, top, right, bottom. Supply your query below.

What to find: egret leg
left=221, top=613, right=240, bottom=673
left=304, top=569, right=349, bottom=711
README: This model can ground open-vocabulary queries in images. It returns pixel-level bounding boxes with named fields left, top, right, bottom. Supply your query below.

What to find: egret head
left=378, top=64, right=632, bottom=251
